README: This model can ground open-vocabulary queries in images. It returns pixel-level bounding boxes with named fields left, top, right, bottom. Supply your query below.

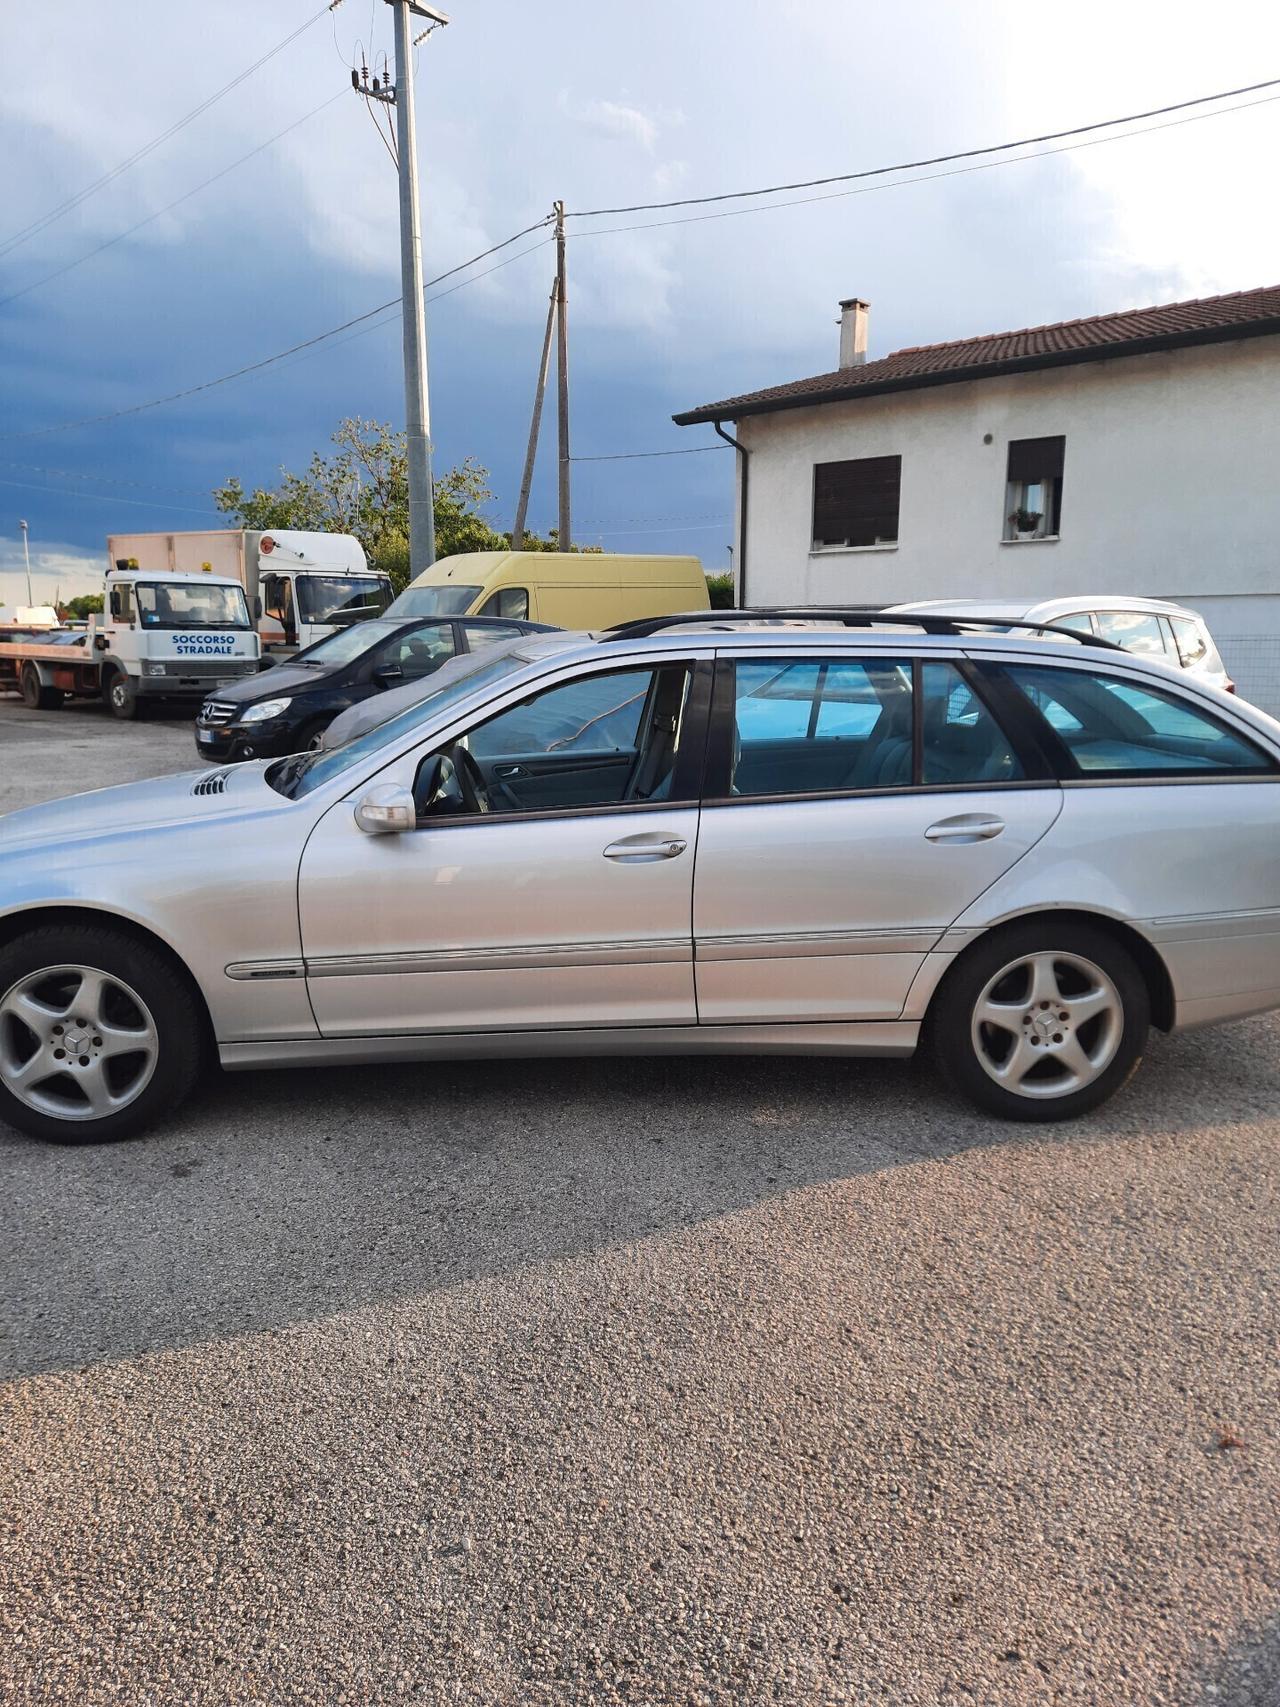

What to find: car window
left=1167, top=614, right=1226, bottom=676
left=468, top=669, right=651, bottom=758
left=480, top=588, right=529, bottom=620
left=1005, top=665, right=1274, bottom=776
left=1095, top=610, right=1174, bottom=660
left=730, top=658, right=913, bottom=797
left=419, top=666, right=693, bottom=816
left=921, top=663, right=1023, bottom=785
left=1053, top=611, right=1096, bottom=637
left=463, top=621, right=525, bottom=653
left=374, top=622, right=456, bottom=683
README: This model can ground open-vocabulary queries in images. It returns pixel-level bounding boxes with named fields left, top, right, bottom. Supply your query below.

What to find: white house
left=674, top=284, right=1280, bottom=709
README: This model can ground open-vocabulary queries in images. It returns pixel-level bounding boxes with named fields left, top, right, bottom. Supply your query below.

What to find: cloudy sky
left=2, top=0, right=1279, bottom=605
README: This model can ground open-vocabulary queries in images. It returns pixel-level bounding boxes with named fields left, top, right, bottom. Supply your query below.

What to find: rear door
left=691, top=650, right=1062, bottom=1022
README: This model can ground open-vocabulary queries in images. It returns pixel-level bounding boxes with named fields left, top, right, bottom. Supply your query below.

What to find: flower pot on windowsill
left=1010, top=509, right=1043, bottom=540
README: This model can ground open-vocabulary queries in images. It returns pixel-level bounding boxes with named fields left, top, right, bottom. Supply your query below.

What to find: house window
left=1005, top=436, right=1064, bottom=540
left=812, top=454, right=901, bottom=549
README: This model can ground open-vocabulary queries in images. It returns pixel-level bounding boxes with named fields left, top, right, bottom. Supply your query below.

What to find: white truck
left=107, top=528, right=392, bottom=656
left=0, top=567, right=261, bottom=719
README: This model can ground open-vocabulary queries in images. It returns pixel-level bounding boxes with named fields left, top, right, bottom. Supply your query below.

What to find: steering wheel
left=449, top=744, right=493, bottom=815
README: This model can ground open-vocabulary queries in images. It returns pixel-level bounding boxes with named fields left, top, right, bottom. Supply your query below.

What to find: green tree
left=63, top=593, right=105, bottom=619
left=213, top=417, right=569, bottom=592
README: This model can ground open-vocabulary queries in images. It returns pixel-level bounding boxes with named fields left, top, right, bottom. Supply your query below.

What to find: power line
left=0, top=91, right=347, bottom=310
left=0, top=3, right=341, bottom=261
left=0, top=477, right=221, bottom=517
left=571, top=89, right=1280, bottom=241
left=571, top=445, right=731, bottom=462
left=567, top=74, right=1280, bottom=219
left=0, top=220, right=555, bottom=442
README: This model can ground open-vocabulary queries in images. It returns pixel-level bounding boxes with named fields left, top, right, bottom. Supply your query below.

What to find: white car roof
left=891, top=594, right=1204, bottom=623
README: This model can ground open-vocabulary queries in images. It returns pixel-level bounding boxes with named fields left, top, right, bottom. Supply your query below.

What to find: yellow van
left=384, top=551, right=709, bottom=629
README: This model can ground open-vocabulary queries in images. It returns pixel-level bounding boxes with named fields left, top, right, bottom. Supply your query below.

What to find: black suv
left=194, top=613, right=550, bottom=762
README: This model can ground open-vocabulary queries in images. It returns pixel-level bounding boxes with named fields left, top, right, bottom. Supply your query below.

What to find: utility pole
left=354, top=2, right=448, bottom=571
left=19, top=518, right=33, bottom=606
left=554, top=200, right=571, bottom=550
left=511, top=281, right=557, bottom=550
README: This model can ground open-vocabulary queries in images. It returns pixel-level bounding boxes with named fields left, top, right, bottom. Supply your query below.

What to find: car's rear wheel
left=0, top=926, right=204, bottom=1143
left=929, top=920, right=1149, bottom=1121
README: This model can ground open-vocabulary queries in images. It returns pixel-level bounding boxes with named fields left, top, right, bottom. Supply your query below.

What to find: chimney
left=839, top=297, right=869, bottom=368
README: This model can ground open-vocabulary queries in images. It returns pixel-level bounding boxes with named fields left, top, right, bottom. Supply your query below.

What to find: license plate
left=197, top=729, right=219, bottom=745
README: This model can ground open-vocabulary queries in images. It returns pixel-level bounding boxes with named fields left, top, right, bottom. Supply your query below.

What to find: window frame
left=702, top=651, right=1056, bottom=806
left=993, top=659, right=1280, bottom=785
left=406, top=657, right=715, bottom=829
left=811, top=454, right=902, bottom=551
left=1004, top=435, right=1065, bottom=542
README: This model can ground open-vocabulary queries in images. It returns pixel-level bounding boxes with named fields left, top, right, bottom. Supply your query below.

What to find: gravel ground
left=1, top=696, right=1279, bottom=1706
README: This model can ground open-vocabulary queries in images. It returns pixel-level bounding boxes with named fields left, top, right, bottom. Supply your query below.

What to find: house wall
left=734, top=337, right=1280, bottom=706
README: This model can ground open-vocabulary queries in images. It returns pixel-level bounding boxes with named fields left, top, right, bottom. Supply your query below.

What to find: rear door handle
left=603, top=834, right=688, bottom=863
left=924, top=814, right=1005, bottom=843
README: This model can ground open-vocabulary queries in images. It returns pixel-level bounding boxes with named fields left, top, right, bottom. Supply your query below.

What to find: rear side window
left=726, top=657, right=1024, bottom=798
left=1168, top=614, right=1226, bottom=675
left=1005, top=665, right=1274, bottom=777
left=921, top=664, right=1023, bottom=786
left=463, top=622, right=525, bottom=652
left=1095, top=610, right=1174, bottom=660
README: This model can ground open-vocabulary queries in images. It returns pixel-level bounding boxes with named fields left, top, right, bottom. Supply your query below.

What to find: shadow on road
left=3, top=1009, right=1276, bottom=1381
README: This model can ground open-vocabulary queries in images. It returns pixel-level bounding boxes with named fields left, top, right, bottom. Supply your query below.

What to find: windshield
left=297, top=574, right=392, bottom=624
left=266, top=647, right=530, bottom=799
left=291, top=620, right=399, bottom=669
left=137, top=582, right=251, bottom=629
left=383, top=584, right=481, bottom=619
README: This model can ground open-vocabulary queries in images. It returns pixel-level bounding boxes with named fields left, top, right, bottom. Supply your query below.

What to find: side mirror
left=94, top=634, right=109, bottom=652
left=253, top=595, right=263, bottom=620
left=354, top=782, right=416, bottom=835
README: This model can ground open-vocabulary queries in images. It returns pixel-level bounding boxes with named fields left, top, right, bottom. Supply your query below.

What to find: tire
left=20, top=663, right=62, bottom=711
left=296, top=717, right=331, bottom=752
left=105, top=669, right=139, bottom=720
left=0, top=925, right=206, bottom=1144
left=927, top=919, right=1149, bottom=1122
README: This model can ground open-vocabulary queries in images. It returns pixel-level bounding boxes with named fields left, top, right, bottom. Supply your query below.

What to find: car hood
left=210, top=662, right=323, bottom=706
left=0, top=763, right=278, bottom=853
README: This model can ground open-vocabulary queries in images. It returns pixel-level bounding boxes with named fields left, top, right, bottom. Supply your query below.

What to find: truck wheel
left=20, top=663, right=63, bottom=711
left=105, top=669, right=140, bottom=720
left=0, top=924, right=206, bottom=1144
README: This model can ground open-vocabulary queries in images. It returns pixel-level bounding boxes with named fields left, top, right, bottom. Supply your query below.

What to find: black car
left=194, top=613, right=551, bottom=762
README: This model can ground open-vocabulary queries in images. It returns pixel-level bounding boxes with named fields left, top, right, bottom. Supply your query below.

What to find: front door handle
left=924, top=814, right=1005, bottom=843
left=603, top=833, right=688, bottom=863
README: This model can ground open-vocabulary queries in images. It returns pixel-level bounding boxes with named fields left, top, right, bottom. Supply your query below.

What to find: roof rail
left=601, top=606, right=1125, bottom=649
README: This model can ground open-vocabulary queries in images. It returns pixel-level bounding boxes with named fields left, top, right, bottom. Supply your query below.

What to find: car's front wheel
left=929, top=920, right=1149, bottom=1121
left=0, top=926, right=204, bottom=1143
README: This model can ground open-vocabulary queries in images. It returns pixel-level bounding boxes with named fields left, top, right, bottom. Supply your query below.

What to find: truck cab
left=248, top=531, right=392, bottom=655
left=98, top=571, right=261, bottom=717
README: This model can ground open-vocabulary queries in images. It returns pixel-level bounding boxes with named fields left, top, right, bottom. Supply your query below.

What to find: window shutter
left=813, top=455, right=901, bottom=547
left=1007, top=436, right=1065, bottom=481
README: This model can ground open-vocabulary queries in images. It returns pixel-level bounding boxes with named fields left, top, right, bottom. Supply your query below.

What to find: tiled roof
left=673, top=284, right=1280, bottom=425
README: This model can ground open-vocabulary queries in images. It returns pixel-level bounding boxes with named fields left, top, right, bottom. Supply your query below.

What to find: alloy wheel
left=970, top=949, right=1122, bottom=1100
left=0, top=963, right=159, bottom=1122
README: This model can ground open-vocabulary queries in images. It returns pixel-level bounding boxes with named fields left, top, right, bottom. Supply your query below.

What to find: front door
left=298, top=660, right=707, bottom=1036
left=693, top=652, right=1062, bottom=1022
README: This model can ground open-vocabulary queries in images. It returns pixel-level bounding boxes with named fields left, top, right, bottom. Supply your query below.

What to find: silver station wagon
left=3, top=609, right=1280, bottom=1143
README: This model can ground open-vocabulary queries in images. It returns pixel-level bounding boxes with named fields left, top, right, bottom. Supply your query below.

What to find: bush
left=706, top=572, right=735, bottom=610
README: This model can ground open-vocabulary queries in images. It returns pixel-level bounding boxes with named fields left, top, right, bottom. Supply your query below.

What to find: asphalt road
left=1, top=694, right=1278, bottom=1706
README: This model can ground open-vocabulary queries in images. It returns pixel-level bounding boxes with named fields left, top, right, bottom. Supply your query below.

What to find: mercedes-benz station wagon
left=3, top=609, right=1280, bottom=1143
